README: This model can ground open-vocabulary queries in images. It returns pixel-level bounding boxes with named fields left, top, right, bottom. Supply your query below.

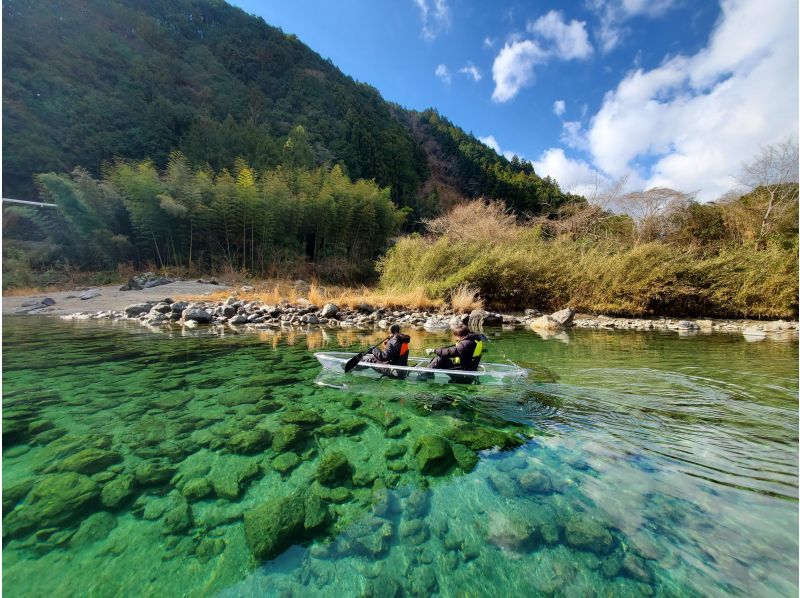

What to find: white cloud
left=588, top=0, right=677, bottom=52
left=483, top=36, right=495, bottom=48
left=434, top=63, right=451, bottom=84
left=491, top=11, right=592, bottom=102
left=414, top=0, right=451, bottom=41
left=459, top=62, right=482, bottom=82
left=532, top=148, right=599, bottom=196
left=479, top=135, right=521, bottom=161
left=528, top=11, right=593, bottom=60
left=585, top=0, right=799, bottom=200
left=553, top=100, right=566, bottom=116
left=479, top=135, right=501, bottom=153
left=491, top=40, right=546, bottom=102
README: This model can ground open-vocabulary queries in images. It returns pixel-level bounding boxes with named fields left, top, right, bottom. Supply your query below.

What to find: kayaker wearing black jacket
left=361, top=324, right=411, bottom=366
left=425, top=325, right=487, bottom=371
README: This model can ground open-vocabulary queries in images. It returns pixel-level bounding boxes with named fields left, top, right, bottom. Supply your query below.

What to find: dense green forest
left=4, top=148, right=403, bottom=284
left=3, top=0, right=573, bottom=219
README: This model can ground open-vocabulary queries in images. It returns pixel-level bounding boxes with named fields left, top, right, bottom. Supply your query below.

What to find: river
left=3, top=317, right=797, bottom=596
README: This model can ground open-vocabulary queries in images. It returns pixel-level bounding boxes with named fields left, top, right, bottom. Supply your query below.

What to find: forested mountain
left=3, top=0, right=575, bottom=218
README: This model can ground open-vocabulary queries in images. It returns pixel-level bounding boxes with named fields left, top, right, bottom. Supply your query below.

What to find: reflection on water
left=3, top=317, right=798, bottom=597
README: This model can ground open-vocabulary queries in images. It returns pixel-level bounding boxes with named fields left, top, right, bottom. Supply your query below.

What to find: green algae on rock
left=413, top=436, right=455, bottom=475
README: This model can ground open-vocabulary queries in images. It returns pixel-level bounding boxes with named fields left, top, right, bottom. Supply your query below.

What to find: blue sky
left=231, top=0, right=798, bottom=201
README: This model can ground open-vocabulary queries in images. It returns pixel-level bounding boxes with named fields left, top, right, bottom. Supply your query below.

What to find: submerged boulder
left=316, top=451, right=353, bottom=486
left=3, top=473, right=99, bottom=537
left=564, top=517, right=615, bottom=554
left=444, top=424, right=522, bottom=451
left=244, top=493, right=306, bottom=561
left=100, top=474, right=135, bottom=509
left=58, top=448, right=121, bottom=475
left=272, top=424, right=304, bottom=452
left=413, top=436, right=455, bottom=475
left=227, top=428, right=271, bottom=454
left=70, top=511, right=117, bottom=548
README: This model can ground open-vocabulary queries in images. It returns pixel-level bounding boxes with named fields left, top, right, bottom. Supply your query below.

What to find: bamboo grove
left=6, top=152, right=406, bottom=280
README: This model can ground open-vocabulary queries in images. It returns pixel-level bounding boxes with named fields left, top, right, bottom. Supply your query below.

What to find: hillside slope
left=3, top=0, right=575, bottom=216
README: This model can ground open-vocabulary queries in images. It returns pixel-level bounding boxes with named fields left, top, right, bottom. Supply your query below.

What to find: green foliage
left=21, top=155, right=404, bottom=277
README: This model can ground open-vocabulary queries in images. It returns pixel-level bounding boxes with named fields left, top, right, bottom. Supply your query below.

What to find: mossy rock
left=182, top=478, right=213, bottom=501
left=70, top=512, right=117, bottom=548
left=319, top=418, right=367, bottom=438
left=316, top=451, right=353, bottom=486
left=254, top=399, right=282, bottom=414
left=272, top=424, right=305, bottom=451
left=387, top=461, right=407, bottom=473
left=195, top=537, right=226, bottom=562
left=3, top=473, right=99, bottom=538
left=219, top=388, right=263, bottom=407
left=304, top=491, right=329, bottom=532
left=280, top=410, right=323, bottom=428
left=58, top=448, right=122, bottom=475
left=564, top=517, right=615, bottom=554
left=384, top=443, right=407, bottom=460
left=27, top=419, right=54, bottom=435
left=519, top=470, right=553, bottom=494
left=385, top=423, right=410, bottom=438
left=162, top=497, right=192, bottom=534
left=134, top=460, right=176, bottom=486
left=328, top=487, right=352, bottom=503
left=451, top=442, right=479, bottom=472
left=413, top=436, right=455, bottom=476
left=243, top=493, right=306, bottom=561
left=272, top=453, right=300, bottom=475
left=444, top=424, right=523, bottom=451
left=227, top=428, right=271, bottom=454
left=358, top=408, right=400, bottom=429
left=101, top=474, right=135, bottom=509
left=3, top=477, right=36, bottom=512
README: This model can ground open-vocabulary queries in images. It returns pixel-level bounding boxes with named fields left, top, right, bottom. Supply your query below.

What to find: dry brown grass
left=173, top=279, right=442, bottom=310
left=449, top=284, right=484, bottom=313
left=423, top=199, right=520, bottom=242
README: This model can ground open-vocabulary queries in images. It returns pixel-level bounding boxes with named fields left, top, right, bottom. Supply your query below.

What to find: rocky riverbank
left=40, top=286, right=798, bottom=341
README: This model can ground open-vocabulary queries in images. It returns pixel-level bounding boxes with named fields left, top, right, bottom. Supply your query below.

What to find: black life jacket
left=452, top=333, right=486, bottom=371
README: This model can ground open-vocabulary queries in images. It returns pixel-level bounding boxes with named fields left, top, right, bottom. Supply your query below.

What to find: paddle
left=344, top=336, right=392, bottom=373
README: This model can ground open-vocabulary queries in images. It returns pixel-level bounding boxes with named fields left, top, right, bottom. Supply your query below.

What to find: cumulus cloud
left=588, top=0, right=677, bottom=52
left=434, top=64, right=451, bottom=84
left=479, top=135, right=501, bottom=152
left=459, top=62, right=482, bottom=82
left=532, top=148, right=599, bottom=196
left=491, top=12, right=592, bottom=102
left=586, top=0, right=799, bottom=200
left=491, top=40, right=546, bottom=102
left=528, top=11, right=593, bottom=60
left=553, top=100, right=566, bottom=116
left=414, top=0, right=451, bottom=41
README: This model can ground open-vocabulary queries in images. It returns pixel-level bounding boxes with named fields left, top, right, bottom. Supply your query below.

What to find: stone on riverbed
left=413, top=436, right=455, bottom=475
left=272, top=452, right=300, bottom=474
left=101, top=474, right=135, bottom=508
left=564, top=517, right=615, bottom=554
left=134, top=459, right=176, bottom=486
left=444, top=424, right=523, bottom=451
left=244, top=493, right=307, bottom=560
left=3, top=473, right=99, bottom=538
left=227, top=428, right=271, bottom=454
left=316, top=451, right=353, bottom=486
left=272, top=424, right=304, bottom=452
left=58, top=448, right=122, bottom=474
left=70, top=512, right=117, bottom=548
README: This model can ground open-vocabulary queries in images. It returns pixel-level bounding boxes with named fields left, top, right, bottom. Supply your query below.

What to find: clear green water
left=3, top=317, right=797, bottom=597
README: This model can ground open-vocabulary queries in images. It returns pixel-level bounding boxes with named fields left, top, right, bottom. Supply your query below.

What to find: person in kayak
left=425, top=325, right=487, bottom=370
left=361, top=324, right=411, bottom=366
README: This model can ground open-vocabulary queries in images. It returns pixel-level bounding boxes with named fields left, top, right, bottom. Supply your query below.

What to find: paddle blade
left=343, top=352, right=365, bottom=373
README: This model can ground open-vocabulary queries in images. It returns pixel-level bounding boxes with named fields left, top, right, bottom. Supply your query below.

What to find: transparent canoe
left=314, top=351, right=529, bottom=385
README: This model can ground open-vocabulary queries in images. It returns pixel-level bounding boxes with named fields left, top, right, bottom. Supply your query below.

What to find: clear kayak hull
left=313, top=351, right=528, bottom=385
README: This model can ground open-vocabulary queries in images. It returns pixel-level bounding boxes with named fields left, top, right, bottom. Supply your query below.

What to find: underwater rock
left=3, top=417, right=30, bottom=445
left=387, top=461, right=407, bottom=473
left=181, top=478, right=213, bottom=501
left=519, top=470, right=554, bottom=494
left=413, top=436, right=455, bottom=476
left=404, top=489, right=430, bottom=519
left=451, top=442, right=479, bottom=472
left=359, top=409, right=400, bottom=429
left=272, top=452, right=300, bottom=475
left=219, top=388, right=263, bottom=406
left=399, top=519, right=430, bottom=545
left=384, top=443, right=407, bottom=460
left=272, top=424, right=305, bottom=452
left=70, top=511, right=117, bottom=548
left=622, top=552, right=653, bottom=584
left=385, top=423, right=410, bottom=438
left=444, top=424, right=523, bottom=451
left=134, top=459, right=176, bottom=486
left=328, top=487, right=352, bottom=503
left=600, top=551, right=624, bottom=578
left=27, top=419, right=54, bottom=435
left=58, top=448, right=122, bottom=475
left=100, top=474, right=135, bottom=509
left=362, top=576, right=402, bottom=598
left=162, top=496, right=192, bottom=534
left=254, top=399, right=282, bottom=413
left=371, top=482, right=393, bottom=517
left=488, top=473, right=519, bottom=498
left=316, top=451, right=353, bottom=486
left=564, top=517, right=615, bottom=554
left=227, top=428, right=271, bottom=454
left=319, top=417, right=367, bottom=437
left=486, top=510, right=538, bottom=552
left=244, top=493, right=307, bottom=561
left=304, top=491, right=329, bottom=532
left=3, top=473, right=99, bottom=537
left=348, top=516, right=394, bottom=557
left=3, top=477, right=36, bottom=512
left=409, top=567, right=438, bottom=596
left=195, top=537, right=226, bottom=562
left=280, top=409, right=323, bottom=428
